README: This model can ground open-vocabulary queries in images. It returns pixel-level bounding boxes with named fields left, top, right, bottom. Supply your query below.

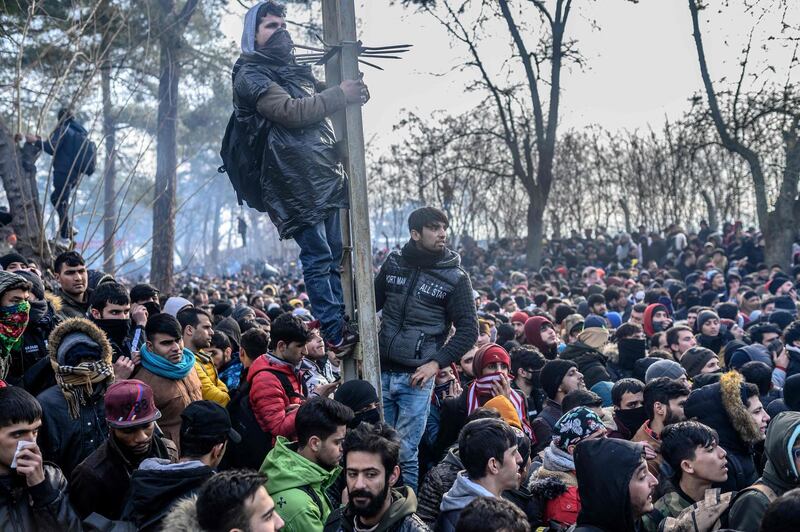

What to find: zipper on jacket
left=386, top=266, right=420, bottom=358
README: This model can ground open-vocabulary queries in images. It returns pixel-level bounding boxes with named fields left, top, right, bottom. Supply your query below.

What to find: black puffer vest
left=379, top=248, right=467, bottom=371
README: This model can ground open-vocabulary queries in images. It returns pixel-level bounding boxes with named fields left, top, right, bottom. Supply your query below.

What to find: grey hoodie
left=241, top=2, right=264, bottom=55
left=437, top=472, right=495, bottom=532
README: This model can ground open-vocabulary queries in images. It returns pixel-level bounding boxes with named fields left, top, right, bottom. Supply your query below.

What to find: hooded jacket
left=248, top=353, right=304, bottom=440
left=194, top=351, right=230, bottom=406
left=574, top=438, right=645, bottom=532
left=36, top=117, right=92, bottom=184
left=159, top=495, right=200, bottom=532
left=416, top=448, right=462, bottom=527
left=323, top=487, right=430, bottom=532
left=57, top=287, right=91, bottom=319
left=8, top=293, right=61, bottom=395
left=0, top=463, right=83, bottom=532
left=36, top=318, right=113, bottom=479
left=261, top=436, right=340, bottom=532
left=528, top=466, right=580, bottom=528
left=226, top=4, right=347, bottom=238
left=728, top=411, right=800, bottom=532
left=684, top=371, right=763, bottom=493
left=375, top=242, right=478, bottom=372
left=643, top=304, right=667, bottom=338
left=70, top=430, right=178, bottom=520
left=559, top=342, right=611, bottom=390
left=436, top=471, right=495, bottom=532
left=120, top=458, right=214, bottom=531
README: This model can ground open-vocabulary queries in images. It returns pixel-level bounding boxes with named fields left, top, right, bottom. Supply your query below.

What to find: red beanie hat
left=472, top=343, right=511, bottom=377
left=511, top=311, right=529, bottom=325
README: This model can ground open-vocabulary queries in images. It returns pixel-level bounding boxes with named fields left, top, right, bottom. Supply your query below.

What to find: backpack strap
left=741, top=482, right=778, bottom=503
left=266, top=368, right=306, bottom=400
left=297, top=484, right=326, bottom=519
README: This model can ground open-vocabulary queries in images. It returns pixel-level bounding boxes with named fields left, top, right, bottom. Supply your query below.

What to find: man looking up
left=375, top=206, right=478, bottom=492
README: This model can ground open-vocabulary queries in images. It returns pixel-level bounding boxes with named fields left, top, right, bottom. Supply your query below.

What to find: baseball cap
left=180, top=400, right=241, bottom=443
left=105, top=380, right=162, bottom=428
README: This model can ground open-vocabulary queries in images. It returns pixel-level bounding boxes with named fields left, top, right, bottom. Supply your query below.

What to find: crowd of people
left=1, top=200, right=800, bottom=532
left=8, top=1, right=800, bottom=530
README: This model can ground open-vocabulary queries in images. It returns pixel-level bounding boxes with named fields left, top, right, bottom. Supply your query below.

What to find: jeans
left=50, top=175, right=74, bottom=239
left=382, top=371, right=435, bottom=493
left=294, top=210, right=345, bottom=343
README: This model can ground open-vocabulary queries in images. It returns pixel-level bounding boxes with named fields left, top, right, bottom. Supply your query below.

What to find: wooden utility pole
left=321, top=0, right=382, bottom=402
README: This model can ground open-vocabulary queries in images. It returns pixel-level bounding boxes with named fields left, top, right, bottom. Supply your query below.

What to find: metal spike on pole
left=321, top=0, right=383, bottom=408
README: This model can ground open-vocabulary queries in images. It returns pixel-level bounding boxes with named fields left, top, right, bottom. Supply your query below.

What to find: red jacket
left=248, top=354, right=304, bottom=440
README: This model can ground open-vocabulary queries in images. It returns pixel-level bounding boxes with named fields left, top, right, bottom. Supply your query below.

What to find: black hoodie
left=574, top=438, right=645, bottom=532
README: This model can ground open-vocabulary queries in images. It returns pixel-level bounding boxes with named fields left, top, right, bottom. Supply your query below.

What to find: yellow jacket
left=194, top=353, right=230, bottom=407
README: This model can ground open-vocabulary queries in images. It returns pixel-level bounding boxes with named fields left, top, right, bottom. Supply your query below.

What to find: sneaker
left=55, top=237, right=72, bottom=249
left=327, top=327, right=359, bottom=356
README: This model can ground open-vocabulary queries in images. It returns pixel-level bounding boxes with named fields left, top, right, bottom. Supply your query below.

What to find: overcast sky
left=220, top=1, right=793, bottom=150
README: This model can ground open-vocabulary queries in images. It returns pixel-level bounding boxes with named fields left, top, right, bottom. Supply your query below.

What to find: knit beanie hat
left=769, top=310, right=794, bottom=331
left=695, top=310, right=719, bottom=334
left=541, top=359, right=577, bottom=399
left=645, top=359, right=686, bottom=383
left=784, top=374, right=800, bottom=411
left=768, top=273, right=791, bottom=295
left=510, top=311, right=529, bottom=325
left=484, top=395, right=522, bottom=430
left=680, top=347, right=717, bottom=378
left=0, top=253, right=27, bottom=271
left=0, top=271, right=31, bottom=299
left=215, top=317, right=242, bottom=351
left=552, top=406, right=605, bottom=452
left=729, top=344, right=772, bottom=371
left=584, top=314, right=607, bottom=330
left=14, top=270, right=44, bottom=300
left=554, top=304, right=575, bottom=325
left=634, top=357, right=661, bottom=382
left=334, top=379, right=379, bottom=413
left=590, top=381, right=614, bottom=408
left=773, top=296, right=798, bottom=317
left=716, top=302, right=739, bottom=321
left=163, top=296, right=192, bottom=317
left=606, top=311, right=622, bottom=328
left=472, top=343, right=511, bottom=377
left=56, top=332, right=103, bottom=367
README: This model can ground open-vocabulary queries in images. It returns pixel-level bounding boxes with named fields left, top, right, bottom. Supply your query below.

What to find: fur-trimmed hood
left=685, top=371, right=762, bottom=454
left=160, top=495, right=199, bottom=532
left=47, top=317, right=113, bottom=366
left=602, top=342, right=619, bottom=365
left=529, top=466, right=577, bottom=500
left=44, top=292, right=63, bottom=314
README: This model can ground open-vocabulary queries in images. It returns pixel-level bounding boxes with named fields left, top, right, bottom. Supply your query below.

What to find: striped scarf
left=52, top=360, right=114, bottom=419
left=466, top=372, right=531, bottom=437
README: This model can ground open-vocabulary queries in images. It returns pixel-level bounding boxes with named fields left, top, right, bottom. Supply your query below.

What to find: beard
left=349, top=480, right=391, bottom=519
left=664, top=406, right=683, bottom=426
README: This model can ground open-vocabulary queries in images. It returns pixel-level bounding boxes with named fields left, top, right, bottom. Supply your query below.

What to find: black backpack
left=220, top=368, right=304, bottom=471
left=72, top=126, right=97, bottom=176
left=219, top=113, right=267, bottom=212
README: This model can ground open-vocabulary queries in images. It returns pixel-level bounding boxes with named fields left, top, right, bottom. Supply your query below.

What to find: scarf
left=467, top=372, right=531, bottom=437
left=401, top=239, right=446, bottom=268
left=52, top=359, right=114, bottom=419
left=542, top=442, right=575, bottom=472
left=140, top=345, right=196, bottom=380
left=94, top=318, right=131, bottom=349
left=0, top=301, right=30, bottom=379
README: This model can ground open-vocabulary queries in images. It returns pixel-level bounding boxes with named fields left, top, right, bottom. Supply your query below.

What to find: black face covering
left=96, top=318, right=131, bottom=346
left=617, top=338, right=647, bottom=370
left=142, top=302, right=161, bottom=318
left=257, top=28, right=294, bottom=64
left=616, top=405, right=647, bottom=432
left=28, top=299, right=50, bottom=326
left=348, top=408, right=381, bottom=429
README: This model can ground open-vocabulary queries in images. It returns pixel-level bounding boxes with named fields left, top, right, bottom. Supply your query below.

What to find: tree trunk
left=0, top=118, right=51, bottom=267
left=150, top=0, right=199, bottom=292
left=699, top=189, right=718, bottom=233
left=101, top=54, right=117, bottom=272
left=525, top=201, right=544, bottom=268
left=765, top=210, right=795, bottom=269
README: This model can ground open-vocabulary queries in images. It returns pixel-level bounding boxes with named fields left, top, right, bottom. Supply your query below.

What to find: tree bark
left=101, top=50, right=117, bottom=272
left=150, top=0, right=199, bottom=292
left=0, top=118, right=51, bottom=267
left=526, top=200, right=544, bottom=268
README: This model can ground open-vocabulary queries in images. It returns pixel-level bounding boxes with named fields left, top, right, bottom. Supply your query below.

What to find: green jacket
left=641, top=487, right=693, bottom=532
left=260, top=436, right=341, bottom=532
left=729, top=411, right=800, bottom=532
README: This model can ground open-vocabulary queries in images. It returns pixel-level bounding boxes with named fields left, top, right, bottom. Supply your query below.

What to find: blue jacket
left=37, top=118, right=91, bottom=183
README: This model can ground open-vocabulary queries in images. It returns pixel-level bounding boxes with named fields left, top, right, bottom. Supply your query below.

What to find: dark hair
left=89, top=282, right=130, bottom=312
left=176, top=307, right=212, bottom=333
left=343, top=422, right=400, bottom=475
left=240, top=328, right=269, bottom=361
left=210, top=330, right=231, bottom=351
left=53, top=250, right=85, bottom=273
left=295, top=396, right=353, bottom=447
left=407, top=206, right=449, bottom=234
left=604, top=286, right=622, bottom=303
left=784, top=320, right=800, bottom=347
left=269, top=313, right=310, bottom=350
left=562, top=389, right=603, bottom=412
left=666, top=325, right=693, bottom=349
left=256, top=0, right=287, bottom=22
left=611, top=378, right=645, bottom=408
left=660, top=421, right=719, bottom=482
left=145, top=313, right=182, bottom=341
left=616, top=322, right=643, bottom=340
left=455, top=496, right=529, bottom=532
left=196, top=470, right=267, bottom=531
left=510, top=345, right=545, bottom=376
left=458, top=418, right=517, bottom=480
left=180, top=429, right=226, bottom=459
left=643, top=377, right=690, bottom=421
left=759, top=487, right=800, bottom=532
left=0, top=387, right=42, bottom=428
left=750, top=323, right=782, bottom=345
left=465, top=407, right=502, bottom=424
left=740, top=361, right=773, bottom=396
left=633, top=303, right=647, bottom=314
left=587, top=293, right=605, bottom=307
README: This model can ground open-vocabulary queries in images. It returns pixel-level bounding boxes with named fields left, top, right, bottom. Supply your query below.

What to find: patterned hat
left=552, top=406, right=605, bottom=451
